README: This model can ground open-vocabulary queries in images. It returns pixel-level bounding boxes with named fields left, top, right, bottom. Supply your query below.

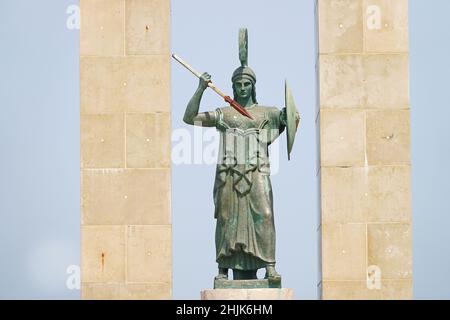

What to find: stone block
left=319, top=54, right=365, bottom=109
left=81, top=56, right=170, bottom=114
left=366, top=110, right=411, bottom=165
left=82, top=169, right=171, bottom=225
left=322, top=166, right=411, bottom=224
left=321, top=167, right=368, bottom=224
left=368, top=223, right=412, bottom=279
left=81, top=114, right=124, bottom=168
left=322, top=224, right=367, bottom=281
left=363, top=0, right=409, bottom=53
left=125, top=0, right=170, bottom=55
left=126, top=113, right=171, bottom=168
left=81, top=226, right=126, bottom=283
left=318, top=0, right=363, bottom=53
left=127, top=225, right=172, bottom=283
left=319, top=54, right=409, bottom=109
left=364, top=54, right=409, bottom=109
left=366, top=166, right=411, bottom=223
left=80, top=0, right=125, bottom=56
left=320, top=109, right=365, bottom=167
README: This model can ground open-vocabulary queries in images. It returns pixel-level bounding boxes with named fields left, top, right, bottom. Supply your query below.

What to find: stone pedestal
left=201, top=289, right=294, bottom=300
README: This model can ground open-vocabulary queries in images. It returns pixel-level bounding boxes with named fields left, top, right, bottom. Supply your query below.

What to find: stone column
left=316, top=0, right=412, bottom=299
left=80, top=0, right=172, bottom=299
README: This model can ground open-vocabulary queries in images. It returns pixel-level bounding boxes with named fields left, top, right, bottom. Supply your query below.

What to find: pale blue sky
left=0, top=0, right=80, bottom=299
left=0, top=0, right=448, bottom=299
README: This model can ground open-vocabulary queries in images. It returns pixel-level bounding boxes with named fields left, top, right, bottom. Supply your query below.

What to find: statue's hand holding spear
left=172, top=54, right=253, bottom=120
left=198, top=72, right=212, bottom=91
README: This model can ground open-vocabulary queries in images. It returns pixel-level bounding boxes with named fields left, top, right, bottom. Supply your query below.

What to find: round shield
left=285, top=80, right=300, bottom=160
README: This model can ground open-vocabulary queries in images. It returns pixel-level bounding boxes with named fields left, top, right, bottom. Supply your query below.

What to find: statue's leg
left=214, top=267, right=229, bottom=280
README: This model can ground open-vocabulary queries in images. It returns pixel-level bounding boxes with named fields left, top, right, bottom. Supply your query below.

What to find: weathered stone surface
left=319, top=54, right=409, bottom=109
left=321, top=167, right=368, bottom=224
left=81, top=114, right=124, bottom=168
left=322, top=224, right=367, bottom=281
left=126, top=113, right=171, bottom=168
left=127, top=225, right=172, bottom=283
left=82, top=169, right=171, bottom=225
left=363, top=54, right=409, bottom=109
left=80, top=0, right=125, bottom=56
left=320, top=109, right=365, bottom=167
left=319, top=55, right=365, bottom=109
left=363, top=0, right=409, bottom=53
left=82, top=282, right=171, bottom=300
left=201, top=288, right=294, bottom=300
left=126, top=0, right=170, bottom=55
left=81, top=226, right=126, bottom=283
left=322, top=280, right=412, bottom=300
left=322, top=166, right=411, bottom=224
left=366, top=110, right=411, bottom=165
left=81, top=56, right=170, bottom=114
left=318, top=0, right=363, bottom=53
left=366, top=166, right=411, bottom=223
left=368, top=223, right=412, bottom=279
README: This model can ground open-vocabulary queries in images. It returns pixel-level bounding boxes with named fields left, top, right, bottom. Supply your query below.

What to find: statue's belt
left=216, top=159, right=266, bottom=196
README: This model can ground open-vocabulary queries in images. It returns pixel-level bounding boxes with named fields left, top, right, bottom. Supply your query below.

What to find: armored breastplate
left=215, top=105, right=280, bottom=196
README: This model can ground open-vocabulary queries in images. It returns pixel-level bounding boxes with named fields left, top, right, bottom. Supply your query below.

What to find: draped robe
left=213, top=104, right=286, bottom=270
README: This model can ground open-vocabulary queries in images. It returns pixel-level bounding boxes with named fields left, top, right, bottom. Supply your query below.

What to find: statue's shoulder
left=254, top=106, right=283, bottom=128
left=215, top=106, right=232, bottom=120
left=256, top=105, right=281, bottom=112
left=215, top=106, right=231, bottom=113
left=254, top=105, right=282, bottom=118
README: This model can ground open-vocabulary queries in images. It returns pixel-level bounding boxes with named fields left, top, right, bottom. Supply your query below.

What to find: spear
left=172, top=54, right=254, bottom=120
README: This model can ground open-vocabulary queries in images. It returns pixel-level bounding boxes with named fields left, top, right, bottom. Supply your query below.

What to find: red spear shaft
left=172, top=54, right=254, bottom=120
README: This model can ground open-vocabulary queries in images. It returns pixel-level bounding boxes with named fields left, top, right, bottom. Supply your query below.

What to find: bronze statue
left=174, top=28, right=300, bottom=288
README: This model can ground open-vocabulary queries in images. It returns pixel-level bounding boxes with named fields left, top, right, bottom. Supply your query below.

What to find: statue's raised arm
left=173, top=53, right=253, bottom=126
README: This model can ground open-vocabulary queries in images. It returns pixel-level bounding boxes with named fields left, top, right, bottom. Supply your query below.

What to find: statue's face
left=233, top=78, right=253, bottom=99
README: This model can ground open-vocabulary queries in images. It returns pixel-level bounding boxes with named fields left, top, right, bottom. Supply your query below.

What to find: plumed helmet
left=232, top=66, right=256, bottom=84
left=231, top=28, right=257, bottom=84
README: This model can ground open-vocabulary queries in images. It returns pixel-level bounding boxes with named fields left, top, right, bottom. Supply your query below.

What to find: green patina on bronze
left=182, top=28, right=300, bottom=288
left=214, top=278, right=281, bottom=290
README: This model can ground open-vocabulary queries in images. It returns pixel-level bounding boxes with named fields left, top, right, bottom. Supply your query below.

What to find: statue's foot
left=214, top=274, right=228, bottom=281
left=214, top=268, right=229, bottom=281
left=265, top=265, right=281, bottom=281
